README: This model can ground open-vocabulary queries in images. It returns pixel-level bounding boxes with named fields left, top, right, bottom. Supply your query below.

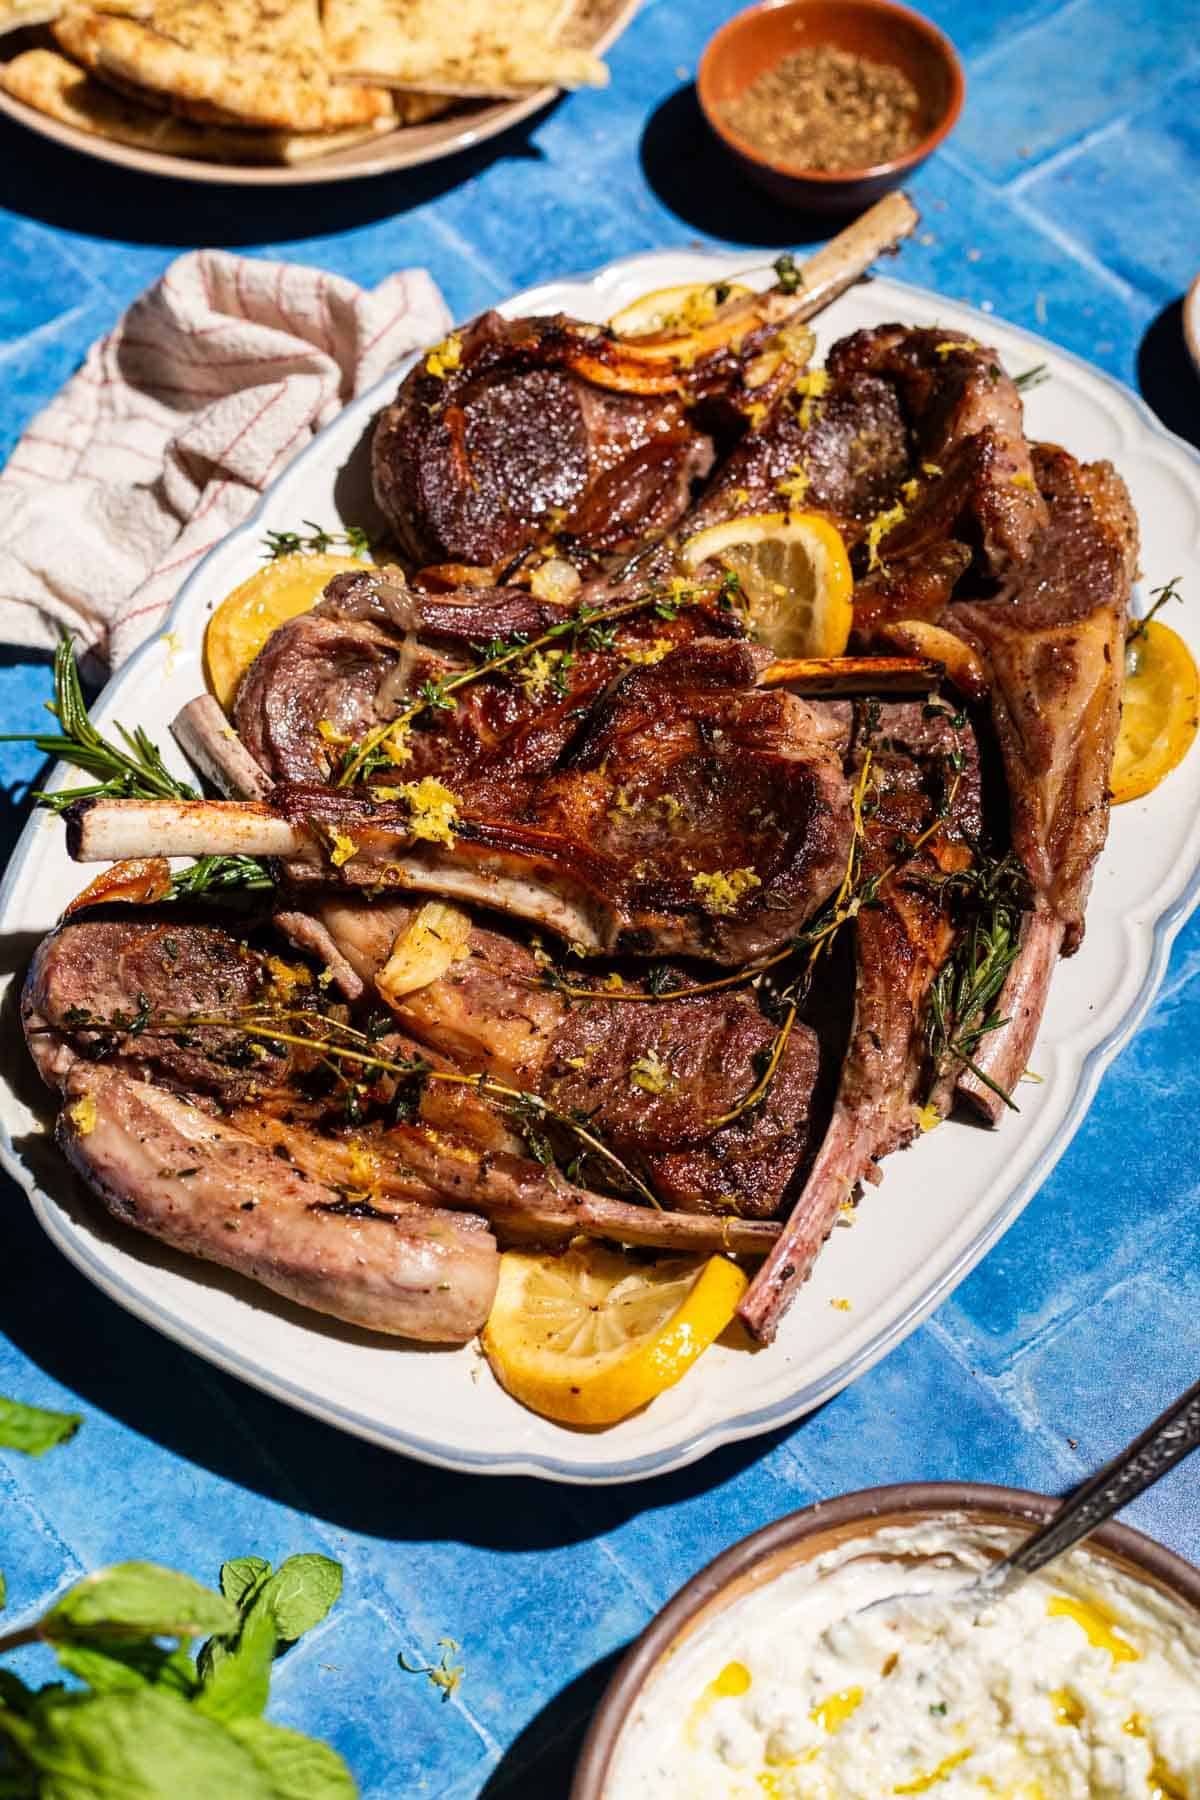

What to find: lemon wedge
left=481, top=1244, right=747, bottom=1426
left=1111, top=619, right=1199, bottom=804
left=204, top=551, right=368, bottom=710
left=607, top=280, right=752, bottom=341
left=681, top=511, right=853, bottom=659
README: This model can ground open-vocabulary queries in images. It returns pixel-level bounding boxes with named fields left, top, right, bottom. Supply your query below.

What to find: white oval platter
left=2, top=252, right=1198, bottom=1485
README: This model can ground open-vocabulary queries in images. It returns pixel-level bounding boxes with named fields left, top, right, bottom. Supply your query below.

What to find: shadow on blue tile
left=1139, top=299, right=1200, bottom=453
left=0, top=1155, right=801, bottom=1561
left=477, top=1644, right=622, bottom=1800
left=0, top=104, right=553, bottom=253
left=639, top=85, right=830, bottom=250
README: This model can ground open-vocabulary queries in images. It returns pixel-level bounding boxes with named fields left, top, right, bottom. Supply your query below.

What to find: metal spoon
left=974, top=1371, right=1200, bottom=1603
left=855, top=1372, right=1200, bottom=1628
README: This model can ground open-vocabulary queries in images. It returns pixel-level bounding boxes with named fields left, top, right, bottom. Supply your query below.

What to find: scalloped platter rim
left=2, top=253, right=1198, bottom=1484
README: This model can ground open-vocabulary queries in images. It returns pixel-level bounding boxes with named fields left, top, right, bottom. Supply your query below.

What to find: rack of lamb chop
left=22, top=194, right=1138, bottom=1360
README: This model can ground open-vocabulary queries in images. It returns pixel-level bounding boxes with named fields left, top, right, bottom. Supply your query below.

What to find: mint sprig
left=0, top=1553, right=354, bottom=1797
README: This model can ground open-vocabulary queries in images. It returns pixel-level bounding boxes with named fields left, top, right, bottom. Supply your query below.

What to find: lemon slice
left=204, top=552, right=368, bottom=710
left=1112, top=619, right=1199, bottom=804
left=607, top=280, right=752, bottom=341
left=481, top=1244, right=747, bottom=1426
left=681, top=511, right=853, bottom=659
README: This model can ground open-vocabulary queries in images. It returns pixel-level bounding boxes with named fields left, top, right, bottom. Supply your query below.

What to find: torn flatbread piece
left=323, top=0, right=608, bottom=97
left=1, top=46, right=421, bottom=160
left=54, top=0, right=396, bottom=131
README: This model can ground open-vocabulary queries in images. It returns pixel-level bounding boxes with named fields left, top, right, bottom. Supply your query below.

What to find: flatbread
left=0, top=44, right=416, bottom=157
left=53, top=1, right=397, bottom=130
left=0, top=1, right=70, bottom=33
left=323, top=0, right=608, bottom=97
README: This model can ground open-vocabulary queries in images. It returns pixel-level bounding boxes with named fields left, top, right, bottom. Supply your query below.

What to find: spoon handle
left=983, top=1374, right=1200, bottom=1595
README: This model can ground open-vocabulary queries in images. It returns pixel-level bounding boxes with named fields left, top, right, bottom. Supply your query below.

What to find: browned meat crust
left=739, top=699, right=984, bottom=1341
left=259, top=639, right=854, bottom=964
left=371, top=310, right=716, bottom=567
left=948, top=443, right=1137, bottom=950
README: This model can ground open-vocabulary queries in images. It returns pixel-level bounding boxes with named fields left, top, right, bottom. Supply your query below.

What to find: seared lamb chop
left=739, top=698, right=985, bottom=1341
left=316, top=896, right=828, bottom=1219
left=944, top=442, right=1137, bottom=1116
left=25, top=912, right=780, bottom=1324
left=232, top=566, right=742, bottom=789
left=58, top=1065, right=500, bottom=1342
left=372, top=195, right=918, bottom=572
left=373, top=307, right=718, bottom=569
left=71, top=641, right=857, bottom=965
left=829, top=325, right=1047, bottom=578
left=23, top=915, right=501, bottom=1341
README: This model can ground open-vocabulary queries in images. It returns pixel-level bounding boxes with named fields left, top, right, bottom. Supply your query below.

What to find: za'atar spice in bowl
left=698, top=0, right=964, bottom=212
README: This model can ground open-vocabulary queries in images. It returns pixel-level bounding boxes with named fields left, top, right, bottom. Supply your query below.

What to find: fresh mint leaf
left=42, top=1564, right=238, bottom=1645
left=0, top=1397, right=81, bottom=1458
left=196, top=1556, right=343, bottom=1723
left=229, top=1718, right=357, bottom=1800
left=262, top=1557, right=342, bottom=1645
left=11, top=1688, right=277, bottom=1799
left=54, top=1641, right=198, bottom=1699
left=219, top=1558, right=272, bottom=1615
left=194, top=1597, right=276, bottom=1724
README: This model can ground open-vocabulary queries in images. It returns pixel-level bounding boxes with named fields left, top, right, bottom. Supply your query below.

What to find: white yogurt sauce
left=606, top=1520, right=1200, bottom=1799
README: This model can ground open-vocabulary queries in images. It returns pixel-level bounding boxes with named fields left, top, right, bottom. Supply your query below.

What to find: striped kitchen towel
left=0, top=249, right=449, bottom=668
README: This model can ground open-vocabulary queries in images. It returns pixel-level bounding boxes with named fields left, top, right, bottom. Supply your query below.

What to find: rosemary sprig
left=1013, top=363, right=1050, bottom=392
left=922, top=851, right=1029, bottom=1109
left=0, top=639, right=274, bottom=898
left=335, top=587, right=703, bottom=787
left=262, top=520, right=373, bottom=560
left=0, top=638, right=199, bottom=810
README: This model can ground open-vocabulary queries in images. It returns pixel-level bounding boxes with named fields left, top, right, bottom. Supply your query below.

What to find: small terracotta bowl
left=570, top=1480, right=1200, bottom=1798
left=697, top=0, right=965, bottom=213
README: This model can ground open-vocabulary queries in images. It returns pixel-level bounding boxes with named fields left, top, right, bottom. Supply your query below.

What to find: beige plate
left=0, top=0, right=639, bottom=185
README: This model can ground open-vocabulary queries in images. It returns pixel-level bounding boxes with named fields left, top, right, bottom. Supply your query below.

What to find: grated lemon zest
left=425, top=332, right=463, bottom=378
left=691, top=867, right=761, bottom=915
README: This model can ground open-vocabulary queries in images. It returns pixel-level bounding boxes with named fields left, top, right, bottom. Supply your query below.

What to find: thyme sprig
left=82, top=1000, right=664, bottom=1210
left=262, top=520, right=373, bottom=560
left=0, top=640, right=275, bottom=898
left=334, top=587, right=704, bottom=787
left=1013, top=363, right=1050, bottom=392
left=922, top=851, right=1029, bottom=1109
left=1126, top=575, right=1182, bottom=645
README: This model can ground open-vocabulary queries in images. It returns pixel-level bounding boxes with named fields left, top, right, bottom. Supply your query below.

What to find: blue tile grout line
left=0, top=0, right=1199, bottom=1791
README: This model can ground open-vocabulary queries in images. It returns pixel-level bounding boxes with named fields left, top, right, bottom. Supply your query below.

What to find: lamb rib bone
left=171, top=696, right=365, bottom=999
left=777, top=191, right=919, bottom=323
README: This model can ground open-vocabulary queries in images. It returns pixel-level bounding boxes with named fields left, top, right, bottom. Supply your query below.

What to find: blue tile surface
left=0, top=0, right=1198, bottom=1793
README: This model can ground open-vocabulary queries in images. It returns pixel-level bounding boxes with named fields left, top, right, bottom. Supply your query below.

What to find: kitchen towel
left=0, top=249, right=449, bottom=668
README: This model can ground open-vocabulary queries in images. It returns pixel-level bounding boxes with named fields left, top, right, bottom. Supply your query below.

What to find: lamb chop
left=314, top=895, right=830, bottom=1220
left=231, top=565, right=744, bottom=789
left=739, top=699, right=986, bottom=1342
left=24, top=911, right=782, bottom=1333
left=943, top=442, right=1138, bottom=1116
left=22, top=913, right=501, bottom=1342
left=68, top=640, right=858, bottom=965
left=372, top=195, right=918, bottom=574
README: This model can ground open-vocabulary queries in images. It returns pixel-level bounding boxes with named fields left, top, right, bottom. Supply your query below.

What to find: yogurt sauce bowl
left=572, top=1483, right=1200, bottom=1800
